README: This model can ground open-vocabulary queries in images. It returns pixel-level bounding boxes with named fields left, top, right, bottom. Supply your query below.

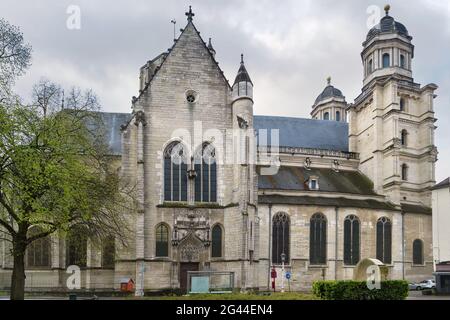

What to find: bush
left=312, top=280, right=408, bottom=300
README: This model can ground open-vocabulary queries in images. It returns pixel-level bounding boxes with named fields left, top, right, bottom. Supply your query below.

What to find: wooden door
left=179, top=262, right=199, bottom=293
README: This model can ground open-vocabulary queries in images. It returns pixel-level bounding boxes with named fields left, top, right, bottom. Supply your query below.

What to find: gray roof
left=258, top=166, right=376, bottom=196
left=314, top=85, right=345, bottom=105
left=233, top=61, right=252, bottom=86
left=254, top=115, right=348, bottom=151
left=401, top=203, right=432, bottom=215
left=96, top=114, right=349, bottom=156
left=97, top=112, right=132, bottom=155
left=366, top=14, right=410, bottom=42
left=259, top=195, right=398, bottom=211
left=430, top=178, right=450, bottom=191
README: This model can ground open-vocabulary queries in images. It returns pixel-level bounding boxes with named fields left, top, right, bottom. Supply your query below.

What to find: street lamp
left=280, top=253, right=286, bottom=293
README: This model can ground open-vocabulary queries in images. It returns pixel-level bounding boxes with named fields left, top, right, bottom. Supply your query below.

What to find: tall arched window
left=27, top=227, right=51, bottom=267
left=164, top=142, right=188, bottom=202
left=401, top=129, right=408, bottom=146
left=413, top=239, right=424, bottom=265
left=336, top=111, right=341, bottom=122
left=102, top=236, right=115, bottom=268
left=66, top=226, right=88, bottom=267
left=400, top=54, right=406, bottom=68
left=399, top=98, right=405, bottom=111
left=323, top=112, right=330, bottom=121
left=344, top=215, right=360, bottom=265
left=272, top=212, right=290, bottom=264
left=155, top=224, right=169, bottom=257
left=401, top=164, right=408, bottom=181
left=310, top=213, right=327, bottom=265
left=211, top=224, right=223, bottom=258
left=376, top=217, right=392, bottom=264
left=382, top=53, right=390, bottom=68
left=195, top=143, right=217, bottom=203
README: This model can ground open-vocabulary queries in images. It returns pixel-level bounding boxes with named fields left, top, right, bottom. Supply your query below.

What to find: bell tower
left=348, top=5, right=438, bottom=207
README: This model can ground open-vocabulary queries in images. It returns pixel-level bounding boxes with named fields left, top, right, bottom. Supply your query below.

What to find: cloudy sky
left=1, top=0, right=449, bottom=182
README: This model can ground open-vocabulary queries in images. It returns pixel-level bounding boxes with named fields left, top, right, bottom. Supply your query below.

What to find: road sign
left=285, top=271, right=291, bottom=280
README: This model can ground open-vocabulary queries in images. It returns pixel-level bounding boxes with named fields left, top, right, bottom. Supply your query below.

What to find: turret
left=362, top=4, right=414, bottom=88
left=311, top=77, right=347, bottom=122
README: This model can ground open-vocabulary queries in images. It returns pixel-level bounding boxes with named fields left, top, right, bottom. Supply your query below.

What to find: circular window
left=185, top=90, right=198, bottom=104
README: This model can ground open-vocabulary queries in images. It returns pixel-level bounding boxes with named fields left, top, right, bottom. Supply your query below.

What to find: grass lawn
left=137, top=292, right=317, bottom=300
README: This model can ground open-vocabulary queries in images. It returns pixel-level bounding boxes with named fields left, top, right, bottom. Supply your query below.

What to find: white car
left=413, top=279, right=436, bottom=290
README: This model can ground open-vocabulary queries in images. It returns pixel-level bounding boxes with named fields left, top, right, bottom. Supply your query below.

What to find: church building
left=0, top=6, right=438, bottom=293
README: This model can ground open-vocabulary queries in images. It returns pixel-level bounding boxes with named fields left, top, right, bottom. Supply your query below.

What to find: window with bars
left=272, top=212, right=290, bottom=264
left=376, top=217, right=392, bottom=264
left=194, top=143, right=217, bottom=203
left=102, top=236, right=115, bottom=268
left=343, top=215, right=360, bottom=265
left=155, top=224, right=169, bottom=257
left=211, top=224, right=223, bottom=258
left=164, top=142, right=188, bottom=202
left=413, top=239, right=424, bottom=265
left=66, top=227, right=87, bottom=267
left=27, top=227, right=51, bottom=268
left=310, top=213, right=327, bottom=265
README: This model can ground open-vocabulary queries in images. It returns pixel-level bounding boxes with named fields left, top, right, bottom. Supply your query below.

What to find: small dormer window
left=308, top=176, right=319, bottom=190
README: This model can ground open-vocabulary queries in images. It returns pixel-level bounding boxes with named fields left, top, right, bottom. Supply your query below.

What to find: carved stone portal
left=172, top=210, right=211, bottom=262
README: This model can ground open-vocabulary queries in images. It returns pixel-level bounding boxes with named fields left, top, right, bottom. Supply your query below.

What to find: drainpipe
left=268, top=204, right=272, bottom=290
left=335, top=206, right=339, bottom=280
left=401, top=211, right=405, bottom=280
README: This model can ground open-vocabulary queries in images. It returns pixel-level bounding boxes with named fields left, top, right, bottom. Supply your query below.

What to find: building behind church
left=0, top=6, right=439, bottom=293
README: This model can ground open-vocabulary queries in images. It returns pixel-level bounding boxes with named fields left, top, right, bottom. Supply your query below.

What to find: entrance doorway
left=179, top=262, right=199, bottom=293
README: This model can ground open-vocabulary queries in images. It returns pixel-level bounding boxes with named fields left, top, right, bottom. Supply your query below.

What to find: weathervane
left=185, top=5, right=195, bottom=22
left=170, top=19, right=176, bottom=41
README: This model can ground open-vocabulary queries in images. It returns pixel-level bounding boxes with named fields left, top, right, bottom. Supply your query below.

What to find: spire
left=185, top=5, right=195, bottom=22
left=233, top=54, right=253, bottom=86
left=384, top=4, right=391, bottom=16
left=327, top=76, right=331, bottom=86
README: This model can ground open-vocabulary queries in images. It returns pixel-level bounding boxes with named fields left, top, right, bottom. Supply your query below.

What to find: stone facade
left=0, top=7, right=437, bottom=293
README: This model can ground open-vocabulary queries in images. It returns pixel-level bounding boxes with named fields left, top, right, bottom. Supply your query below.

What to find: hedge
left=312, top=280, right=409, bottom=300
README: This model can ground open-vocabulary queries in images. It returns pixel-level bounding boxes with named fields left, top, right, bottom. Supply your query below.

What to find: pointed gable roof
left=136, top=8, right=231, bottom=100
left=233, top=54, right=253, bottom=86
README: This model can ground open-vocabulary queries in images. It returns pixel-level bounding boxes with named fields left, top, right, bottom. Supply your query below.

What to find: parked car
left=409, top=279, right=436, bottom=291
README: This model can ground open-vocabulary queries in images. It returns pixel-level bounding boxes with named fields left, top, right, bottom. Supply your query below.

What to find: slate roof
left=258, top=166, right=376, bottom=196
left=401, top=203, right=432, bottom=215
left=258, top=195, right=398, bottom=211
left=366, top=14, right=410, bottom=43
left=314, top=85, right=345, bottom=105
left=233, top=62, right=252, bottom=86
left=254, top=115, right=348, bottom=151
left=430, top=177, right=450, bottom=191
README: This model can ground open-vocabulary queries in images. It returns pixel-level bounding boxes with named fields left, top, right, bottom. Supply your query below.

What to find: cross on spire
left=384, top=4, right=391, bottom=15
left=241, top=54, right=244, bottom=64
left=327, top=76, right=331, bottom=85
left=185, top=5, right=195, bottom=22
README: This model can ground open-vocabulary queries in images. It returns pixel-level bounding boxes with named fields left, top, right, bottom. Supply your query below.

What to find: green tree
left=0, top=19, right=132, bottom=300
